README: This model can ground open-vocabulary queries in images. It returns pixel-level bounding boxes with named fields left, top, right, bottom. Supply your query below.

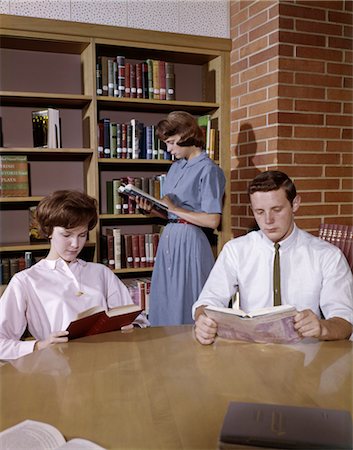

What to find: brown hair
left=248, top=171, right=297, bottom=205
left=156, top=111, right=205, bottom=148
left=36, top=190, right=98, bottom=237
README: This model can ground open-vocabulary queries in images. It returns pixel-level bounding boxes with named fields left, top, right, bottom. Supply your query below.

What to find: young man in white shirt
left=193, top=170, right=353, bottom=345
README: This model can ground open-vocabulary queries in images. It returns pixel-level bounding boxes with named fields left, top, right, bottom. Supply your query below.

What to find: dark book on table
left=219, top=402, right=353, bottom=450
left=67, top=304, right=141, bottom=340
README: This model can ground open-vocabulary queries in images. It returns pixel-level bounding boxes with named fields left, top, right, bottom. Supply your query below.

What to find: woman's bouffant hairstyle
left=35, top=190, right=98, bottom=238
left=156, top=111, right=205, bottom=148
left=248, top=171, right=297, bottom=205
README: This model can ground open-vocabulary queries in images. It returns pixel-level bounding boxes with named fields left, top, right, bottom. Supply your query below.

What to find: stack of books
left=0, top=155, right=29, bottom=197
left=32, top=108, right=61, bottom=148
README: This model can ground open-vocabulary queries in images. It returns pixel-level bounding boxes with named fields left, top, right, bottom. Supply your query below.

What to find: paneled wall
left=230, top=0, right=352, bottom=236
left=0, top=0, right=230, bottom=38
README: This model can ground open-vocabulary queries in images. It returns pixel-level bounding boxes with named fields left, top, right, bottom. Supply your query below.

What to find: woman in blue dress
left=137, top=111, right=226, bottom=325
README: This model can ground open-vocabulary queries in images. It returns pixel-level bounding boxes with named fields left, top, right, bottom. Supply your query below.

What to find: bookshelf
left=0, top=14, right=231, bottom=284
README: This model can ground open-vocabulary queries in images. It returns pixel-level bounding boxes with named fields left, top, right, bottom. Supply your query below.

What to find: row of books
left=319, top=223, right=353, bottom=270
left=98, top=118, right=173, bottom=160
left=123, top=277, right=151, bottom=313
left=0, top=155, right=29, bottom=197
left=97, top=56, right=175, bottom=101
left=101, top=229, right=160, bottom=270
left=0, top=252, right=36, bottom=285
left=32, top=108, right=62, bottom=148
left=106, top=175, right=166, bottom=215
left=197, top=114, right=218, bottom=161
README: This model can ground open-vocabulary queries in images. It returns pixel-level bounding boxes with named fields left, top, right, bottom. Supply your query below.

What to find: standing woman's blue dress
left=149, top=151, right=226, bottom=325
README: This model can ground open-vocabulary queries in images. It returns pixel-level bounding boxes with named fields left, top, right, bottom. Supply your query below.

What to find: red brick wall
left=230, top=0, right=353, bottom=237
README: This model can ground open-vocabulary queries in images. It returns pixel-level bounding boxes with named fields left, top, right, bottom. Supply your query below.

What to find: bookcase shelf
left=0, top=92, right=92, bottom=108
left=0, top=14, right=231, bottom=287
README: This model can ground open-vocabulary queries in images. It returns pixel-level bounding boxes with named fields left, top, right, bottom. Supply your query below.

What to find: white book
left=0, top=419, right=105, bottom=449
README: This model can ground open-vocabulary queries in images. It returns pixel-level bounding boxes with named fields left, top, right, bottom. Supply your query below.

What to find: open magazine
left=0, top=420, right=105, bottom=449
left=118, top=183, right=168, bottom=214
left=205, top=304, right=301, bottom=344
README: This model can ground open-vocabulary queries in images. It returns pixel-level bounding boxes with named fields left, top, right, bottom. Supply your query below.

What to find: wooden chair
left=318, top=223, right=353, bottom=271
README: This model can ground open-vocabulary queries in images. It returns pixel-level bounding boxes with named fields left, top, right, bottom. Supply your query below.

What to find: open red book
left=66, top=304, right=142, bottom=340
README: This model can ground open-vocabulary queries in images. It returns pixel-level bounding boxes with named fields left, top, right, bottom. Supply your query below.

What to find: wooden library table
left=0, top=326, right=352, bottom=449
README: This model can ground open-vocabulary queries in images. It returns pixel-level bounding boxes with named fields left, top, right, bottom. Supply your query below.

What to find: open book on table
left=0, top=420, right=106, bottom=449
left=66, top=304, right=141, bottom=340
left=204, top=304, right=301, bottom=344
left=118, top=183, right=168, bottom=215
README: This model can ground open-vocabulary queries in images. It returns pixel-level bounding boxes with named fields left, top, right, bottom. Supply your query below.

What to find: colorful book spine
left=0, top=155, right=29, bottom=197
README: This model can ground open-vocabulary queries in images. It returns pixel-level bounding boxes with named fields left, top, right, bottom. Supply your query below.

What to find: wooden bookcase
left=0, top=14, right=231, bottom=281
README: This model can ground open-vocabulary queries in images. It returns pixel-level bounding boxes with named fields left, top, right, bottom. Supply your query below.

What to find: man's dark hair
left=248, top=171, right=297, bottom=205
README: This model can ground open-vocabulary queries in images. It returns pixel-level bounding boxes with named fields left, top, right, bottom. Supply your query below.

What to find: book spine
left=146, top=59, right=154, bottom=99
left=152, top=60, right=160, bottom=99
left=138, top=234, right=146, bottom=268
left=125, top=62, right=131, bottom=97
left=116, top=55, right=125, bottom=98
left=113, top=228, right=121, bottom=270
left=108, top=58, right=115, bottom=96
left=131, top=234, right=140, bottom=268
left=136, top=62, right=143, bottom=99
left=32, top=109, right=48, bottom=147
left=124, top=234, right=133, bottom=268
left=109, top=122, right=117, bottom=158
left=165, top=62, right=175, bottom=100
left=96, top=58, right=103, bottom=95
left=159, top=60, right=166, bottom=100
left=101, top=56, right=109, bottom=96
left=142, top=62, right=148, bottom=99
left=130, top=63, right=137, bottom=98
left=112, top=179, right=122, bottom=215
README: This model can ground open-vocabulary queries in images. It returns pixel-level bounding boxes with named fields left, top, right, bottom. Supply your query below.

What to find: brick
left=344, top=25, right=353, bottom=38
left=329, top=36, right=353, bottom=50
left=279, top=30, right=326, bottom=47
left=239, top=217, right=259, bottom=229
left=278, top=44, right=294, bottom=57
left=240, top=61, right=268, bottom=82
left=342, top=153, right=353, bottom=164
left=294, top=126, right=341, bottom=139
left=278, top=85, right=325, bottom=100
left=277, top=112, right=324, bottom=125
left=327, top=88, right=353, bottom=101
left=327, top=62, right=352, bottom=75
left=327, top=141, right=353, bottom=152
left=295, top=217, right=322, bottom=230
left=341, top=205, right=353, bottom=214
left=342, top=128, right=353, bottom=139
left=325, top=191, right=353, bottom=202
left=240, top=36, right=269, bottom=59
left=297, top=2, right=344, bottom=11
left=251, top=152, right=282, bottom=166
left=249, top=46, right=278, bottom=66
left=240, top=10, right=268, bottom=35
left=277, top=125, right=293, bottom=137
left=295, top=73, right=342, bottom=88
left=294, top=153, right=340, bottom=164
left=326, top=115, right=352, bottom=126
left=329, top=10, right=353, bottom=25
left=249, top=17, right=278, bottom=41
left=231, top=107, right=248, bottom=121
left=279, top=3, right=326, bottom=21
left=230, top=205, right=247, bottom=216
left=296, top=46, right=343, bottom=62
left=299, top=204, right=339, bottom=215
left=232, top=34, right=248, bottom=49
left=277, top=139, right=324, bottom=152
left=295, top=100, right=341, bottom=113
left=278, top=17, right=294, bottom=30
left=279, top=57, right=325, bottom=72
left=296, top=19, right=342, bottom=36
left=277, top=98, right=294, bottom=110
left=250, top=1, right=276, bottom=17
left=343, top=77, right=353, bottom=88
left=300, top=192, right=322, bottom=202
left=278, top=165, right=323, bottom=177
left=295, top=178, right=340, bottom=190
left=249, top=99, right=278, bottom=116
left=249, top=73, right=277, bottom=91
left=239, top=88, right=267, bottom=107
left=325, top=166, right=353, bottom=176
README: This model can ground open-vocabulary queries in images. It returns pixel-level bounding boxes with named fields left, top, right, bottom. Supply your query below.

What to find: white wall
left=0, top=0, right=230, bottom=38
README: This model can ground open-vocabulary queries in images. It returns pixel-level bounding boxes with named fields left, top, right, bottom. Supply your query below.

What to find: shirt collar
left=259, top=224, right=298, bottom=250
left=40, top=258, right=87, bottom=270
left=183, top=150, right=207, bottom=168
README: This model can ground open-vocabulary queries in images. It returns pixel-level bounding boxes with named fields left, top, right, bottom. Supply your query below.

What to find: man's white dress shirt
left=192, top=225, right=353, bottom=332
left=0, top=258, right=148, bottom=360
